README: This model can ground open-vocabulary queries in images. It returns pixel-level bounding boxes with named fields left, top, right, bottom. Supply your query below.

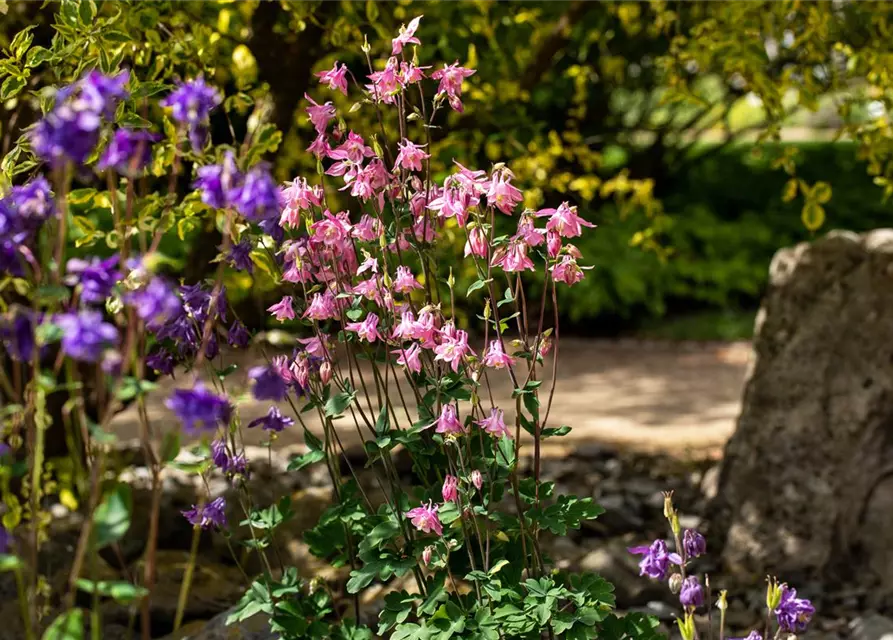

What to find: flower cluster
left=0, top=177, right=55, bottom=276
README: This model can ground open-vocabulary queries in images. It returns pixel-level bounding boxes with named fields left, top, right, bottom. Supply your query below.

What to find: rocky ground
left=0, top=439, right=865, bottom=640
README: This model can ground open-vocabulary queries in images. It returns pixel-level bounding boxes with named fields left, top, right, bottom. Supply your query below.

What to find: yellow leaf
left=59, top=488, right=79, bottom=511
left=801, top=202, right=825, bottom=232
left=813, top=181, right=832, bottom=204
left=782, top=179, right=798, bottom=203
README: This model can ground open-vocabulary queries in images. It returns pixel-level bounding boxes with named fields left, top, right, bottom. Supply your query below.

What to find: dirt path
left=111, top=339, right=751, bottom=459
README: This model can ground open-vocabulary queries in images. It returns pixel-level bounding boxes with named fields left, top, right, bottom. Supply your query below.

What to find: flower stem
left=173, top=525, right=202, bottom=631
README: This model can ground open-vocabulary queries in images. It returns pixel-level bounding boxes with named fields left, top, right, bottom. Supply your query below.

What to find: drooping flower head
left=537, top=202, right=596, bottom=239
left=471, top=470, right=483, bottom=491
left=482, top=340, right=515, bottom=370
left=182, top=496, right=227, bottom=529
left=161, top=76, right=222, bottom=152
left=774, top=586, right=815, bottom=633
left=165, top=382, right=232, bottom=433
left=249, top=364, right=289, bottom=402
left=194, top=152, right=243, bottom=210
left=126, top=277, right=182, bottom=329
left=247, top=406, right=295, bottom=433
left=405, top=501, right=442, bottom=536
left=680, top=576, right=704, bottom=609
left=55, top=311, right=119, bottom=362
left=211, top=439, right=247, bottom=477
left=431, top=61, right=476, bottom=112
left=345, top=313, right=382, bottom=343
left=393, top=266, right=423, bottom=293
left=0, top=307, right=35, bottom=362
left=65, top=255, right=121, bottom=304
left=268, top=296, right=296, bottom=322
left=31, top=70, right=129, bottom=166
left=434, top=404, right=464, bottom=436
left=627, top=539, right=682, bottom=581
left=230, top=164, right=281, bottom=223
left=97, top=128, right=159, bottom=175
left=394, top=139, right=429, bottom=172
left=683, top=529, right=706, bottom=560
left=433, top=325, right=473, bottom=373
left=316, top=61, right=349, bottom=95
left=304, top=93, right=336, bottom=135
left=477, top=408, right=511, bottom=439
left=393, top=342, right=423, bottom=374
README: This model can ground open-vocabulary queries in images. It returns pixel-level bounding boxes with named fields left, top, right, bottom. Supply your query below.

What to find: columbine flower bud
left=471, top=470, right=483, bottom=490
left=669, top=573, right=683, bottom=594
left=422, top=545, right=433, bottom=566
left=319, top=361, right=333, bottom=385
left=716, top=589, right=728, bottom=611
left=766, top=577, right=783, bottom=611
left=662, top=491, right=675, bottom=520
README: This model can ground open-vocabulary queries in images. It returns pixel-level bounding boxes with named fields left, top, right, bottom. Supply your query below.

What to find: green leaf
left=359, top=520, right=400, bottom=553
left=78, top=0, right=97, bottom=25
left=0, top=76, right=26, bottom=101
left=10, top=25, right=35, bottom=59
left=160, top=431, right=180, bottom=464
left=346, top=562, right=378, bottom=593
left=286, top=449, right=325, bottom=471
left=76, top=579, right=148, bottom=604
left=325, top=390, right=355, bottom=418
left=496, top=436, right=516, bottom=469
left=93, top=483, right=132, bottom=548
left=467, top=278, right=489, bottom=295
left=374, top=404, right=389, bottom=436
left=42, top=608, right=84, bottom=640
left=0, top=554, right=23, bottom=572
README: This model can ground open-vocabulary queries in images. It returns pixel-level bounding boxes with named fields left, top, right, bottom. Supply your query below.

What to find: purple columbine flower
left=226, top=320, right=250, bottom=348
left=146, top=349, right=175, bottom=376
left=211, top=439, right=247, bottom=476
left=683, top=529, right=706, bottom=559
left=182, top=496, right=227, bottom=529
left=247, top=406, right=294, bottom=433
left=180, top=282, right=227, bottom=325
left=97, top=128, right=159, bottom=175
left=55, top=311, right=119, bottom=362
left=161, top=76, right=222, bottom=152
left=4, top=177, right=55, bottom=232
left=126, top=277, right=182, bottom=328
left=732, top=632, right=763, bottom=640
left=65, top=255, right=121, bottom=304
left=30, top=70, right=129, bottom=166
left=0, top=308, right=35, bottom=362
left=627, top=539, right=682, bottom=581
left=229, top=164, right=281, bottom=222
left=193, top=152, right=242, bottom=209
left=248, top=365, right=288, bottom=402
left=0, top=527, right=12, bottom=554
left=679, top=576, right=704, bottom=609
left=774, top=586, right=815, bottom=633
left=165, top=382, right=231, bottom=433
left=224, top=240, right=253, bottom=273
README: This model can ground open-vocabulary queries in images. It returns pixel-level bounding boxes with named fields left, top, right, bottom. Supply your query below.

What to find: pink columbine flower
left=538, top=336, right=553, bottom=358
left=434, top=325, right=474, bottom=373
left=431, top=61, right=476, bottom=112
left=268, top=296, right=295, bottom=322
left=352, top=214, right=381, bottom=242
left=413, top=213, right=438, bottom=243
left=551, top=255, right=585, bottom=286
left=435, top=404, right=465, bottom=436
left=477, top=407, right=511, bottom=439
left=357, top=255, right=379, bottom=276
left=400, top=61, right=429, bottom=85
left=316, top=61, right=349, bottom=95
left=353, top=277, right=382, bottom=303
left=392, top=309, right=417, bottom=341
left=319, top=361, right=333, bottom=385
left=394, top=266, right=423, bottom=293
left=345, top=313, right=382, bottom=343
left=405, top=501, right=442, bottom=535
left=304, top=93, right=336, bottom=135
left=483, top=340, right=515, bottom=369
left=367, top=57, right=402, bottom=103
left=311, top=210, right=352, bottom=248
left=394, top=139, right=430, bottom=172
left=392, top=342, right=422, bottom=373
left=392, top=15, right=422, bottom=55
left=515, top=214, right=545, bottom=246
left=464, top=225, right=488, bottom=258
left=307, top=133, right=332, bottom=159
left=485, top=170, right=524, bottom=215
left=491, top=240, right=535, bottom=273
left=298, top=335, right=331, bottom=358
left=303, top=292, right=338, bottom=321
left=329, top=131, right=375, bottom=164
left=546, top=229, right=562, bottom=258
left=442, top=474, right=459, bottom=503
left=538, top=202, right=595, bottom=238
left=422, top=545, right=434, bottom=566
left=471, top=470, right=483, bottom=491
left=280, top=177, right=323, bottom=229
left=411, top=309, right=439, bottom=348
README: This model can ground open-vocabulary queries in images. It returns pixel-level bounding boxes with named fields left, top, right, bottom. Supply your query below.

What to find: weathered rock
left=848, top=615, right=893, bottom=640
left=159, top=606, right=276, bottom=639
left=708, top=230, right=893, bottom=603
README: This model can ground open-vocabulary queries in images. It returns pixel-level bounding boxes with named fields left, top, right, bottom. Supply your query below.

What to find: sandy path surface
left=110, top=339, right=751, bottom=459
